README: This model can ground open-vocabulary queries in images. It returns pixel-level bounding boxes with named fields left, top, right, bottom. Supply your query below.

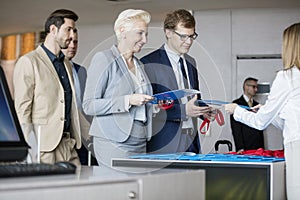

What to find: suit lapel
left=64, top=58, right=73, bottom=82
left=159, top=46, right=173, bottom=68
left=37, top=46, right=75, bottom=91
left=73, top=63, right=80, bottom=72
left=137, top=59, right=153, bottom=96
left=240, top=95, right=248, bottom=106
left=111, top=46, right=135, bottom=92
left=63, top=59, right=75, bottom=97
left=36, top=46, right=62, bottom=84
left=37, top=45, right=76, bottom=102
left=185, top=59, right=194, bottom=88
left=159, top=46, right=179, bottom=89
left=253, top=100, right=259, bottom=106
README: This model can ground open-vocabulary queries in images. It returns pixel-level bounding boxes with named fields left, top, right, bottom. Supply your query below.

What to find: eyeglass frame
left=173, top=30, right=198, bottom=41
left=246, top=84, right=258, bottom=89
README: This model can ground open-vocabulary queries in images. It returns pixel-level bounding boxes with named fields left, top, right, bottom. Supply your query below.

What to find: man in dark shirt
left=13, top=9, right=82, bottom=166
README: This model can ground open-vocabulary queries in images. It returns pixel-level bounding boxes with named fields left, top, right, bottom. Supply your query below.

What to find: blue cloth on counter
left=129, top=153, right=285, bottom=163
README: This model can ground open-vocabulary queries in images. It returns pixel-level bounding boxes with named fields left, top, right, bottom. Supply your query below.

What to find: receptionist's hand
left=224, top=103, right=238, bottom=114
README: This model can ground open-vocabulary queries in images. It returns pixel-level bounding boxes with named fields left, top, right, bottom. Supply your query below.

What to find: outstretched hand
left=224, top=103, right=238, bottom=114
left=251, top=104, right=262, bottom=112
left=186, top=96, right=212, bottom=117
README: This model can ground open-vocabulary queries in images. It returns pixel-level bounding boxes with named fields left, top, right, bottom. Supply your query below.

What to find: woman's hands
left=129, top=94, right=154, bottom=106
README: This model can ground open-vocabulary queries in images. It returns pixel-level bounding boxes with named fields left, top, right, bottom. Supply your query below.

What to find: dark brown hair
left=243, top=77, right=258, bottom=90
left=45, top=9, right=78, bottom=34
left=164, top=9, right=195, bottom=31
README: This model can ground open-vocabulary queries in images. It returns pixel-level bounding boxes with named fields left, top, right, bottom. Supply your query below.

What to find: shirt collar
left=41, top=43, right=65, bottom=62
left=164, top=43, right=183, bottom=63
left=243, top=94, right=251, bottom=102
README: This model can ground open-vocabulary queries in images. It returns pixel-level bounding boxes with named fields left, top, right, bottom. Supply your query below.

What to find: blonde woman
left=83, top=9, right=153, bottom=167
left=225, top=23, right=300, bottom=199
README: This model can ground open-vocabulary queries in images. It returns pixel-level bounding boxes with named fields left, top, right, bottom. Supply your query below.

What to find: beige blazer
left=13, top=46, right=81, bottom=152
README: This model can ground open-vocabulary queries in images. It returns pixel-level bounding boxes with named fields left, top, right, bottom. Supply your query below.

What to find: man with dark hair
left=230, top=77, right=264, bottom=152
left=141, top=9, right=212, bottom=154
left=13, top=9, right=82, bottom=166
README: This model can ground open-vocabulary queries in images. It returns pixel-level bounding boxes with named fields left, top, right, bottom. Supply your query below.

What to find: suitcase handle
left=215, top=140, right=233, bottom=152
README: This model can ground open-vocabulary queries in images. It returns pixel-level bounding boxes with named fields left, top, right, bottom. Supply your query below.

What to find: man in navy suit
left=230, top=77, right=264, bottom=152
left=141, top=9, right=212, bottom=154
left=62, top=29, right=97, bottom=165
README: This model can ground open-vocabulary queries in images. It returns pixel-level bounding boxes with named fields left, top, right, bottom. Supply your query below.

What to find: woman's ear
left=120, top=26, right=126, bottom=39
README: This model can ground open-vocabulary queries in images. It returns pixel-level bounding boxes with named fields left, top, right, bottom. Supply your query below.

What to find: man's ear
left=165, top=29, right=172, bottom=39
left=49, top=24, right=57, bottom=34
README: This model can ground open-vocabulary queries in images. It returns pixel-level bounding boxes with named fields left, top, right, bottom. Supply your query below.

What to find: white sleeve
left=271, top=115, right=284, bottom=130
left=234, top=71, right=290, bottom=130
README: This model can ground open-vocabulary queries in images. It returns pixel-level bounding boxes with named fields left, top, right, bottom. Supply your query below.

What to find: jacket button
left=60, top=117, right=64, bottom=121
left=60, top=99, right=64, bottom=103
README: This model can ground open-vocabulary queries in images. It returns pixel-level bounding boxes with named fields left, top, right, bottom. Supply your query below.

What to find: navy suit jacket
left=73, top=62, right=92, bottom=123
left=230, top=95, right=264, bottom=151
left=73, top=63, right=86, bottom=104
left=141, top=45, right=201, bottom=153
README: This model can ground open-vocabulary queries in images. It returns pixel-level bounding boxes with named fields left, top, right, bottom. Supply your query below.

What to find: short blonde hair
left=114, top=9, right=151, bottom=41
left=282, top=22, right=300, bottom=70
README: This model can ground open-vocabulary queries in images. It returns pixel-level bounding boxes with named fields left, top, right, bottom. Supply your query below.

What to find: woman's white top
left=234, top=66, right=300, bottom=145
left=124, top=56, right=147, bottom=122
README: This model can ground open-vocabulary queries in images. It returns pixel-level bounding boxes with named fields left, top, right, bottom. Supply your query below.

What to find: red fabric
left=227, top=148, right=284, bottom=158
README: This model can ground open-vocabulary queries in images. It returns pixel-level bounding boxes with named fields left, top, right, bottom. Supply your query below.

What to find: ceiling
left=1, top=0, right=300, bottom=36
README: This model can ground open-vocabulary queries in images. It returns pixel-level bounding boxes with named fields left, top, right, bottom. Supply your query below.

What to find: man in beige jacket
left=13, top=9, right=81, bottom=166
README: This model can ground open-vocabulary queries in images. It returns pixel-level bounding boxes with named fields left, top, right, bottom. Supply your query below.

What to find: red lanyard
left=157, top=101, right=225, bottom=134
left=199, top=109, right=224, bottom=134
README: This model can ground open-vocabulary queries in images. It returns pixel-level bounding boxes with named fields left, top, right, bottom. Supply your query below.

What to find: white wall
left=193, top=9, right=233, bottom=153
left=195, top=8, right=300, bottom=153
left=74, top=22, right=165, bottom=67
left=74, top=8, right=300, bottom=153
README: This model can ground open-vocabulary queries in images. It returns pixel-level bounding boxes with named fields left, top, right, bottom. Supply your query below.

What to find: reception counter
left=112, top=153, right=286, bottom=200
left=0, top=166, right=205, bottom=200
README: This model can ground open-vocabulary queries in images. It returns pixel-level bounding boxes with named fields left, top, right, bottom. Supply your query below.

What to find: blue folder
left=150, top=89, right=200, bottom=104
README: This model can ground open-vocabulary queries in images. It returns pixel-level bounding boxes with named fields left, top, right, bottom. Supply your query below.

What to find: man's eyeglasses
left=247, top=84, right=258, bottom=89
left=173, top=30, right=198, bottom=41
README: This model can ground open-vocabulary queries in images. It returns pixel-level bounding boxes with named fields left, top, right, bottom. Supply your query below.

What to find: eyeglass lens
left=174, top=31, right=198, bottom=41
